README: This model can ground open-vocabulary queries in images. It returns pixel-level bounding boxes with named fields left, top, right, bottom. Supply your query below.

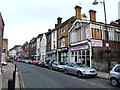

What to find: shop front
left=57, top=47, right=68, bottom=64
left=69, top=44, right=90, bottom=66
left=46, top=50, right=57, bottom=61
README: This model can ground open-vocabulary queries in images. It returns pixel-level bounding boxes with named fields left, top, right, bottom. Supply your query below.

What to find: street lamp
left=92, top=0, right=110, bottom=71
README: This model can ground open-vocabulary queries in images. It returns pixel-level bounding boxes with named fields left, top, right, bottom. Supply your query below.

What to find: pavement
left=1, top=62, right=20, bottom=89
left=1, top=62, right=109, bottom=89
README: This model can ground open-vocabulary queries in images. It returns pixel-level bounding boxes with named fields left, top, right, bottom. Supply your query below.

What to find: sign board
left=91, top=40, right=103, bottom=47
left=70, top=45, right=89, bottom=51
left=2, top=49, right=6, bottom=53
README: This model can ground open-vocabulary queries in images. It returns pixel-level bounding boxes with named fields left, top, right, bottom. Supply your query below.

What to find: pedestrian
left=48, top=60, right=54, bottom=69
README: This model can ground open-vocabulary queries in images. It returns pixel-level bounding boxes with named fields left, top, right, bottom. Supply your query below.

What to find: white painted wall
left=118, top=1, right=120, bottom=19
left=40, top=33, right=46, bottom=60
left=51, top=30, right=57, bottom=50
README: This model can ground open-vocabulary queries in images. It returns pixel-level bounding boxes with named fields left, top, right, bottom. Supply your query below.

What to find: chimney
left=75, top=6, right=82, bottom=20
left=57, top=17, right=62, bottom=24
left=89, top=10, right=96, bottom=22
left=48, top=29, right=51, bottom=32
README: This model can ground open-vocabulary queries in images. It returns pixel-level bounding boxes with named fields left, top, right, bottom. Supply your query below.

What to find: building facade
left=36, top=34, right=43, bottom=60
left=0, top=13, right=5, bottom=68
left=28, top=37, right=37, bottom=60
left=118, top=1, right=120, bottom=19
left=57, top=16, right=76, bottom=64
left=69, top=8, right=120, bottom=71
left=22, top=41, right=29, bottom=59
left=40, top=33, right=47, bottom=60
left=2, top=39, right=8, bottom=61
left=46, top=29, right=52, bottom=60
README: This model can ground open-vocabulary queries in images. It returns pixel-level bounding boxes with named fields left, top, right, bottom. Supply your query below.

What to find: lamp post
left=92, top=0, right=110, bottom=71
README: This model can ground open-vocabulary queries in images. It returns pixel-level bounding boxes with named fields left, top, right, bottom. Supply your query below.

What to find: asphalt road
left=14, top=61, right=119, bottom=89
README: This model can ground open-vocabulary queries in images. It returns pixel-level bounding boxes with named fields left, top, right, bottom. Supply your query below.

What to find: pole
left=103, top=0, right=110, bottom=71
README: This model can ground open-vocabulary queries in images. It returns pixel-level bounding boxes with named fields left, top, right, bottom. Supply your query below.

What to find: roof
left=56, top=16, right=76, bottom=29
left=0, top=12, right=5, bottom=27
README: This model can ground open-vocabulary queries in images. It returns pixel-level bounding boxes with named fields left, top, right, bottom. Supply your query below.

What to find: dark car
left=37, top=60, right=44, bottom=66
left=39, top=61, right=49, bottom=68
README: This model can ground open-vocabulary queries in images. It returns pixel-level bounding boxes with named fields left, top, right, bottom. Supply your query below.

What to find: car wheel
left=111, top=78, right=118, bottom=87
left=77, top=71, right=82, bottom=78
left=50, top=67, right=53, bottom=70
left=64, top=69, right=68, bottom=74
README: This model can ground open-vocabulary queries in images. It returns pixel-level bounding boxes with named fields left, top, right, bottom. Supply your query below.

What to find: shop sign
left=91, top=40, right=103, bottom=47
left=46, top=50, right=57, bottom=54
left=70, top=45, right=89, bottom=51
left=2, top=49, right=6, bottom=53
left=58, top=48, right=68, bottom=52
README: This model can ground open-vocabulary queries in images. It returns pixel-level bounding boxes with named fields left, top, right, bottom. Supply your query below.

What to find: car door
left=70, top=63, right=78, bottom=74
left=54, top=63, right=58, bottom=70
left=114, top=66, right=120, bottom=79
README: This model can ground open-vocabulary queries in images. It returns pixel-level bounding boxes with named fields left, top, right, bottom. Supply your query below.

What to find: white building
left=40, top=33, right=47, bottom=60
left=36, top=34, right=43, bottom=60
left=51, top=29, right=57, bottom=60
left=9, top=49, right=17, bottom=58
left=119, top=1, right=120, bottom=19
left=8, top=45, right=23, bottom=59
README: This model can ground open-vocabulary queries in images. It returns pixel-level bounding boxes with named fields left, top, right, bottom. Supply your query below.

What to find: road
left=14, top=61, right=118, bottom=89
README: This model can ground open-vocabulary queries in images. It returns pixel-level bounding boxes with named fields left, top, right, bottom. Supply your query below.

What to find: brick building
left=69, top=6, right=120, bottom=72
left=57, top=16, right=76, bottom=64
left=0, top=12, right=5, bottom=67
left=2, top=39, right=8, bottom=61
left=28, top=37, right=37, bottom=60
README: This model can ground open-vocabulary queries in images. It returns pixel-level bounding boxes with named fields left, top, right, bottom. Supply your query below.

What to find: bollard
left=8, top=79, right=14, bottom=90
left=13, top=71, right=16, bottom=89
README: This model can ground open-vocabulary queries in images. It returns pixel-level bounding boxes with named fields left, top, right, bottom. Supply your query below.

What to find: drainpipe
left=88, top=40, right=92, bottom=68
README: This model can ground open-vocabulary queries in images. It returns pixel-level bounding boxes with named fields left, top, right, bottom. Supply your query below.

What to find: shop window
left=71, top=51, right=74, bottom=57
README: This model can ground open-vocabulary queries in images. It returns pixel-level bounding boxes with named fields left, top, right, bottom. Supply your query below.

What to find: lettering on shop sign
left=91, top=40, right=103, bottom=47
left=70, top=45, right=89, bottom=51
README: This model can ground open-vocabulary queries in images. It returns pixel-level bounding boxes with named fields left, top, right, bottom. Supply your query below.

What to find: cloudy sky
left=0, top=0, right=119, bottom=50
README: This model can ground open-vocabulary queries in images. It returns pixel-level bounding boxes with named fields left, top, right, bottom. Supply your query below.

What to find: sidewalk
left=2, top=62, right=20, bottom=89
left=97, top=71, right=109, bottom=80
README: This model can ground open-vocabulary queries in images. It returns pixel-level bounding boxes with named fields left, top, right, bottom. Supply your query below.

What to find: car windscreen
left=76, top=63, right=88, bottom=67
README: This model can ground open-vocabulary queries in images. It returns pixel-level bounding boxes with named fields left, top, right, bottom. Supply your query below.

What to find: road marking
left=19, top=70, right=25, bottom=89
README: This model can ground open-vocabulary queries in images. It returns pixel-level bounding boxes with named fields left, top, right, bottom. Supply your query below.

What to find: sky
left=0, top=0, right=119, bottom=50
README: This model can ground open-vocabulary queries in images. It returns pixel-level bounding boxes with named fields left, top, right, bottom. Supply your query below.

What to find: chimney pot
left=57, top=17, right=62, bottom=24
left=89, top=10, right=96, bottom=22
left=75, top=6, right=82, bottom=20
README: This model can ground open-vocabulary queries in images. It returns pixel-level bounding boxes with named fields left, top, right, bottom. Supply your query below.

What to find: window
left=53, top=31, right=55, bottom=39
left=92, top=28, right=102, bottom=39
left=53, top=41, right=55, bottom=49
left=114, top=66, right=120, bottom=72
left=61, top=38, right=65, bottom=47
left=60, top=26, right=66, bottom=34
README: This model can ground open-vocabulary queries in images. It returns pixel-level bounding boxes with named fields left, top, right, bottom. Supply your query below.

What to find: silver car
left=52, top=61, right=66, bottom=71
left=109, top=64, right=120, bottom=87
left=63, top=62, right=97, bottom=77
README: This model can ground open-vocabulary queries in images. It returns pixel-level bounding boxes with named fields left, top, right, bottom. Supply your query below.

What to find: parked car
left=32, top=60, right=38, bottom=65
left=1, top=61, right=7, bottom=65
left=63, top=62, right=97, bottom=77
left=109, top=64, right=120, bottom=87
left=51, top=61, right=66, bottom=71
left=28, top=60, right=33, bottom=64
left=41, top=61, right=49, bottom=68
left=37, top=60, right=44, bottom=66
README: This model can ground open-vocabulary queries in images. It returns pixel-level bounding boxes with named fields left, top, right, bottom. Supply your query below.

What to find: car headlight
left=82, top=71, right=89, bottom=73
left=58, top=66, right=63, bottom=69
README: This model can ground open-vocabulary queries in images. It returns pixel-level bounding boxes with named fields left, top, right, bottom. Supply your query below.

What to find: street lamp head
left=92, top=0, right=98, bottom=5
